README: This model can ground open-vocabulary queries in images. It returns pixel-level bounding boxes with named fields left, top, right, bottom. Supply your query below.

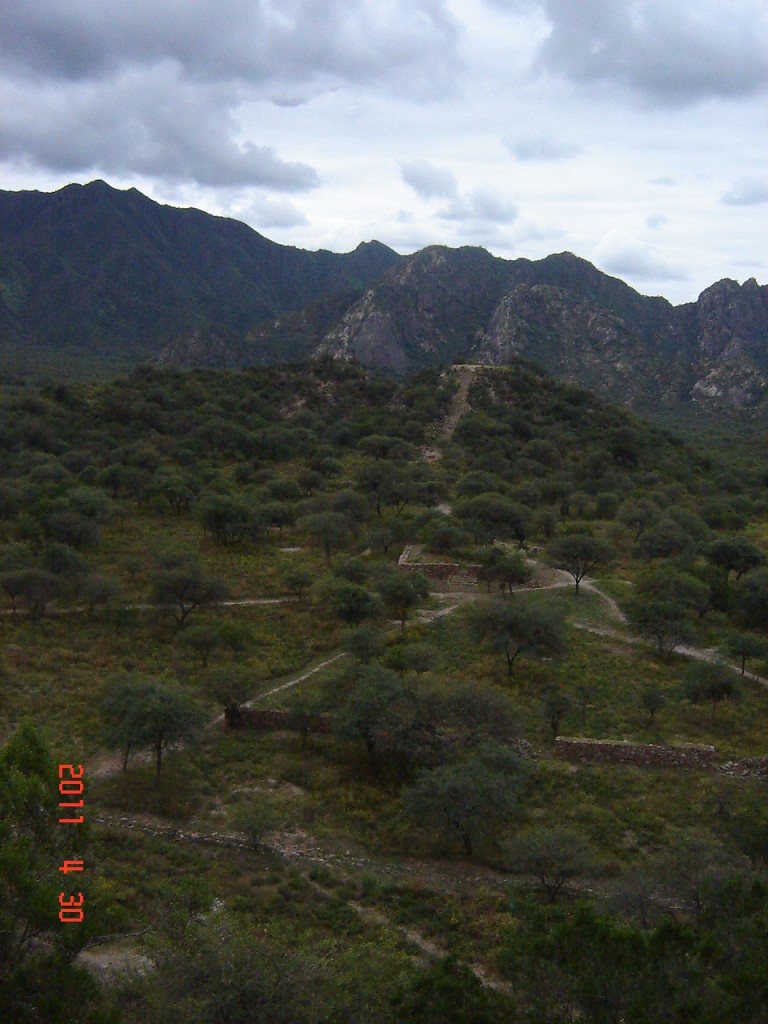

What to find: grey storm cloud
left=1, top=0, right=460, bottom=96
left=0, top=0, right=460, bottom=188
left=490, top=0, right=768, bottom=103
left=721, top=179, right=768, bottom=206
left=0, top=65, right=318, bottom=190
left=399, top=160, right=458, bottom=199
left=503, top=135, right=581, bottom=161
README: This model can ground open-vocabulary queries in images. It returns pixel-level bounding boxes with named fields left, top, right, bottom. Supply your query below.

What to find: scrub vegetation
left=2, top=358, right=768, bottom=1022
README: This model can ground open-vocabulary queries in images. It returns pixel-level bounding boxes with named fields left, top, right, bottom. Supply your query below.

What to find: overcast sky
left=1, top=0, right=766, bottom=304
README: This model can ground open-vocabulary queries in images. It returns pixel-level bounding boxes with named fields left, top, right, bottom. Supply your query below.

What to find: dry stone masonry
left=556, top=737, right=717, bottom=770
left=398, top=544, right=481, bottom=593
left=556, top=738, right=768, bottom=780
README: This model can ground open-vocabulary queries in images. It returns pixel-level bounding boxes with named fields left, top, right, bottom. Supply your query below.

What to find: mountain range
left=1, top=180, right=766, bottom=415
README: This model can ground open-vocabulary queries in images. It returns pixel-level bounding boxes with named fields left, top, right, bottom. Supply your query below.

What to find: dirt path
left=90, top=805, right=514, bottom=989
left=258, top=652, right=348, bottom=699
left=85, top=561, right=762, bottom=989
left=440, top=364, right=483, bottom=441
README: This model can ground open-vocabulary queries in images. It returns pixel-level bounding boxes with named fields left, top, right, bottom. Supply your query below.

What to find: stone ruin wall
left=556, top=737, right=717, bottom=770
left=556, top=738, right=768, bottom=780
left=398, top=545, right=481, bottom=593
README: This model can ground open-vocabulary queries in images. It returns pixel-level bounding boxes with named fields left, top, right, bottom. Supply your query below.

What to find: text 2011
left=58, top=763, right=85, bottom=923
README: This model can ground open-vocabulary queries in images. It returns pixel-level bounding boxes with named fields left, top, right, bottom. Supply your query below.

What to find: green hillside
left=2, top=359, right=768, bottom=1022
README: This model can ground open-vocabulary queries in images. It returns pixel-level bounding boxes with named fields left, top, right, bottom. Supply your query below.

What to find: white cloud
left=503, top=135, right=581, bottom=161
left=645, top=214, right=671, bottom=229
left=230, top=194, right=308, bottom=229
left=592, top=228, right=685, bottom=282
left=489, top=0, right=768, bottom=104
left=438, top=188, right=518, bottom=224
left=721, top=179, right=768, bottom=206
left=399, top=159, right=458, bottom=199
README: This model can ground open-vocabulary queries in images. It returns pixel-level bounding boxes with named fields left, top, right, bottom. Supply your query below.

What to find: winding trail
left=439, top=364, right=484, bottom=441
left=84, top=558, right=765, bottom=990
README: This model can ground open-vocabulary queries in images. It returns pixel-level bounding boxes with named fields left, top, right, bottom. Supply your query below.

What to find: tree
left=206, top=665, right=256, bottom=726
left=300, top=511, right=353, bottom=560
left=199, top=492, right=249, bottom=544
left=282, top=566, right=313, bottom=602
left=284, top=690, right=327, bottom=748
left=100, top=676, right=205, bottom=781
left=376, top=570, right=430, bottom=630
left=179, top=620, right=252, bottom=667
left=324, top=578, right=379, bottom=625
left=724, top=631, right=768, bottom=676
left=477, top=545, right=531, bottom=593
left=345, top=625, right=386, bottom=664
left=468, top=597, right=566, bottom=681
left=384, top=641, right=438, bottom=676
left=354, top=459, right=395, bottom=516
left=41, top=542, right=89, bottom=587
left=100, top=674, right=155, bottom=770
left=43, top=508, right=100, bottom=550
left=503, top=826, right=596, bottom=901
left=684, top=663, right=740, bottom=721
left=297, top=468, right=325, bottom=496
left=394, top=955, right=511, bottom=1024
left=231, top=803, right=280, bottom=849
left=618, top=497, right=663, bottom=540
left=402, top=747, right=529, bottom=857
left=333, top=664, right=411, bottom=769
left=705, top=537, right=764, bottom=581
left=79, top=571, right=123, bottom=619
left=10, top=567, right=60, bottom=617
left=624, top=567, right=708, bottom=657
left=542, top=686, right=571, bottom=738
left=455, top=492, right=529, bottom=545
left=641, top=685, right=666, bottom=724
left=435, top=680, right=521, bottom=754
left=0, top=723, right=112, bottom=1023
left=358, top=434, right=415, bottom=461
left=633, top=518, right=697, bottom=560
left=150, top=550, right=228, bottom=628
left=547, top=533, right=613, bottom=595
left=421, top=517, right=469, bottom=555
left=139, top=680, right=206, bottom=783
left=124, top=910, right=336, bottom=1024
left=1, top=569, right=28, bottom=613
left=150, top=468, right=197, bottom=515
left=734, top=567, right=768, bottom=631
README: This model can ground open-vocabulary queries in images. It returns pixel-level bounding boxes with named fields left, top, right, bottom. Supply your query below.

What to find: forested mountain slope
left=1, top=181, right=766, bottom=417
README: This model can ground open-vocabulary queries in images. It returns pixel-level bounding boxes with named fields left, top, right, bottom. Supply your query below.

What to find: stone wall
left=555, top=737, right=717, bottom=770
left=719, top=755, right=768, bottom=781
left=398, top=545, right=481, bottom=593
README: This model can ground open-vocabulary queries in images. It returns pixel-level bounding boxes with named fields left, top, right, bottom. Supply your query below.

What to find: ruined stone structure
left=555, top=737, right=717, bottom=770
left=398, top=544, right=482, bottom=593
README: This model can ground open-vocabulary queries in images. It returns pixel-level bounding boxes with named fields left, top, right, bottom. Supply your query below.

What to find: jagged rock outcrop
left=1, top=181, right=766, bottom=416
left=675, top=278, right=768, bottom=409
left=311, top=249, right=768, bottom=416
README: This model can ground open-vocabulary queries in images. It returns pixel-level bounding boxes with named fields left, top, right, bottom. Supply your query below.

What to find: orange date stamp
left=58, top=763, right=84, bottom=923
